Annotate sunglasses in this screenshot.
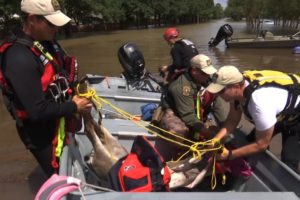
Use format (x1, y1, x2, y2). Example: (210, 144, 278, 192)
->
(36, 15, 56, 27)
(218, 84, 234, 95)
(218, 87, 226, 95)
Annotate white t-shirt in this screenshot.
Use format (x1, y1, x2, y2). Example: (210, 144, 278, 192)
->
(247, 86, 300, 131)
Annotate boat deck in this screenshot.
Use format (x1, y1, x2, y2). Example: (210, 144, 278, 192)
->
(227, 36, 300, 48)
(59, 119, 300, 200)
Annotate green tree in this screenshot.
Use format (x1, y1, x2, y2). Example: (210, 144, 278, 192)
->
(213, 3, 224, 19)
(62, 0, 102, 26)
(244, 0, 267, 30)
(150, 0, 171, 27)
(225, 0, 245, 21)
(0, 0, 20, 36)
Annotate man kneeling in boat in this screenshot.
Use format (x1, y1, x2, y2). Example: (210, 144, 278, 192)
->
(207, 66, 300, 174)
(155, 54, 227, 161)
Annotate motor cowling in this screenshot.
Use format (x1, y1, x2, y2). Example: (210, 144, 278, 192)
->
(118, 42, 145, 82)
(208, 24, 233, 47)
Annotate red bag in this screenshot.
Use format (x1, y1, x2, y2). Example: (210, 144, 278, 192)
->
(108, 136, 171, 192)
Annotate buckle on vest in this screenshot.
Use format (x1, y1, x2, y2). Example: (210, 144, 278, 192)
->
(48, 83, 61, 102)
(48, 76, 70, 102)
(57, 76, 70, 99)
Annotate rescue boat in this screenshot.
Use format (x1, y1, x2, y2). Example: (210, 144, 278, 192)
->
(46, 42, 299, 200)
(209, 24, 300, 48)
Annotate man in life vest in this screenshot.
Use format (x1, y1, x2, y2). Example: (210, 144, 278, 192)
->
(206, 66, 300, 174)
(155, 54, 227, 161)
(159, 27, 199, 83)
(0, 0, 92, 177)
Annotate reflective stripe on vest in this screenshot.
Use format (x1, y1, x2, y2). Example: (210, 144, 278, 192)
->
(196, 91, 201, 120)
(56, 117, 66, 158)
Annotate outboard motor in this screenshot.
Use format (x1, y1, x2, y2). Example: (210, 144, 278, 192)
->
(118, 42, 146, 82)
(208, 24, 233, 47)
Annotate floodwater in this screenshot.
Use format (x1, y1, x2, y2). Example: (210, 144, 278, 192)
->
(1, 19, 299, 199)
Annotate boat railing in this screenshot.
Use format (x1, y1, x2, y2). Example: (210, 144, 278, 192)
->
(291, 31, 300, 39)
(229, 37, 258, 43)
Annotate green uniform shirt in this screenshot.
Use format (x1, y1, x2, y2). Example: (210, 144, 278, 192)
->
(167, 74, 203, 132)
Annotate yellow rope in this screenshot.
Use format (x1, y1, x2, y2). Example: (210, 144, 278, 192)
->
(211, 154, 217, 189)
(77, 84, 225, 189)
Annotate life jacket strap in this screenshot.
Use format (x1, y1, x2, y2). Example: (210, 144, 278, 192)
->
(281, 74, 300, 116)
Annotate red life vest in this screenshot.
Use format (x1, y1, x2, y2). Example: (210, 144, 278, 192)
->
(0, 39, 78, 119)
(0, 38, 79, 171)
(194, 90, 216, 122)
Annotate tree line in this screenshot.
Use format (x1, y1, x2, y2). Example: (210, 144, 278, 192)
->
(62, 0, 224, 28)
(225, 0, 300, 30)
(0, 0, 224, 38)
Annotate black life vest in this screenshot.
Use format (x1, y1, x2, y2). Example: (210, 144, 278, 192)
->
(242, 70, 300, 124)
(176, 39, 199, 69)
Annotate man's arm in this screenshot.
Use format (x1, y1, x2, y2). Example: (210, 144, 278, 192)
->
(4, 44, 77, 122)
(169, 44, 183, 71)
(218, 126, 274, 160)
(215, 101, 242, 141)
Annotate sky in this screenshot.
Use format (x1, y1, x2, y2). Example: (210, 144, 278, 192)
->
(214, 0, 227, 8)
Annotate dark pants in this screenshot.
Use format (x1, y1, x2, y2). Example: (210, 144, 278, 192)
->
(247, 123, 300, 174)
(16, 125, 55, 178)
(281, 126, 300, 174)
(30, 144, 55, 177)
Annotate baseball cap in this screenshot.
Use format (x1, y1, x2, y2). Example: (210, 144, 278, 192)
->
(206, 65, 243, 93)
(190, 54, 217, 75)
(21, 0, 71, 26)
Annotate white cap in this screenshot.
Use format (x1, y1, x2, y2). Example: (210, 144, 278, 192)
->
(206, 65, 244, 93)
(190, 54, 217, 75)
(21, 0, 71, 26)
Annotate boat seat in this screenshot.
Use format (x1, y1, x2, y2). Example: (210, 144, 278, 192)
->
(254, 37, 264, 41)
(264, 31, 274, 40)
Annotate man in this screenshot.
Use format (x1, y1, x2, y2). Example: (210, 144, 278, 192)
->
(156, 54, 226, 161)
(206, 66, 300, 174)
(159, 27, 199, 82)
(0, 0, 92, 177)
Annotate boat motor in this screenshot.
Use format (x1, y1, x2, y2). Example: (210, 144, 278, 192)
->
(118, 42, 146, 82)
(208, 24, 233, 47)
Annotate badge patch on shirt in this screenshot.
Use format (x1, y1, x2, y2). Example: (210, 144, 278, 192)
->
(182, 86, 191, 96)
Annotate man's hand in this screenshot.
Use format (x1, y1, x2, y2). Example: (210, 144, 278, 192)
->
(217, 147, 231, 161)
(72, 95, 92, 113)
(159, 65, 168, 73)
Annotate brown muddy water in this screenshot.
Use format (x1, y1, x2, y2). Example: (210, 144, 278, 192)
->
(1, 19, 299, 199)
